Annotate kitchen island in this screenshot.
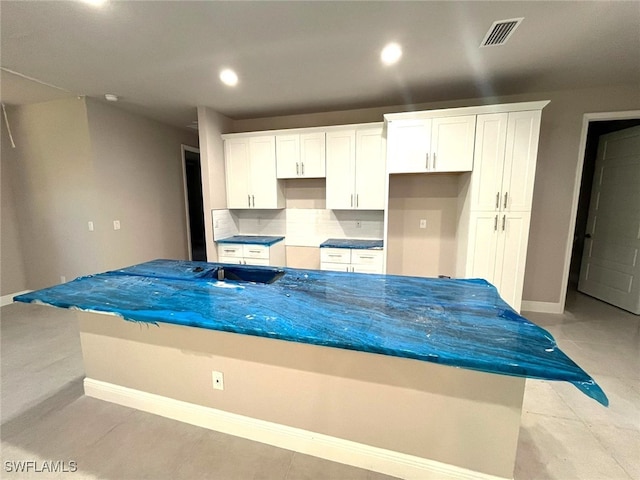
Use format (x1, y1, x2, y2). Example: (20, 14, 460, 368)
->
(15, 260, 606, 480)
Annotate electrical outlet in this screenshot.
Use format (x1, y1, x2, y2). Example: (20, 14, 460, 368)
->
(113, 220, 121, 230)
(60, 276, 66, 283)
(419, 219, 427, 229)
(355, 221, 362, 228)
(212, 371, 224, 391)
(88, 221, 94, 232)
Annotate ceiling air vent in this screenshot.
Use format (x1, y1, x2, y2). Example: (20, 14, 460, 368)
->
(480, 18, 524, 47)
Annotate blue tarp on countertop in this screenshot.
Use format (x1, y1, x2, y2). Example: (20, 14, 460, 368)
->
(216, 235, 285, 246)
(320, 238, 383, 249)
(14, 259, 607, 406)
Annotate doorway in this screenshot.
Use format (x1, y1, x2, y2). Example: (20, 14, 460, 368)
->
(181, 146, 207, 261)
(567, 118, 640, 312)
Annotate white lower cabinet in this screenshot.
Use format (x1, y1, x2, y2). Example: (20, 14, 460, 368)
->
(465, 211, 531, 312)
(217, 242, 286, 267)
(320, 248, 384, 274)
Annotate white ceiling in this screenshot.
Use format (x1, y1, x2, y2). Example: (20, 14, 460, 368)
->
(1, 1, 638, 129)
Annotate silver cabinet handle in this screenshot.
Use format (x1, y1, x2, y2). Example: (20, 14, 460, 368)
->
(296, 162, 299, 175)
(301, 162, 304, 175)
(495, 192, 500, 209)
(425, 153, 429, 170)
(502, 215, 506, 231)
(503, 192, 508, 209)
(345, 266, 349, 272)
(248, 195, 251, 207)
(356, 194, 359, 207)
(252, 195, 255, 207)
(433, 152, 437, 170)
(494, 215, 498, 231)
(359, 255, 374, 259)
(248, 250, 261, 254)
(328, 254, 342, 257)
(223, 249, 236, 253)
(351, 194, 354, 207)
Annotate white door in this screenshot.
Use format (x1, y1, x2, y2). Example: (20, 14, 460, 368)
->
(579, 125, 640, 314)
(355, 127, 385, 210)
(431, 115, 476, 172)
(326, 129, 356, 209)
(275, 134, 300, 179)
(224, 138, 251, 209)
(501, 111, 541, 212)
(387, 119, 431, 173)
(466, 212, 501, 285)
(494, 212, 531, 312)
(300, 132, 326, 178)
(249, 136, 277, 208)
(470, 113, 508, 211)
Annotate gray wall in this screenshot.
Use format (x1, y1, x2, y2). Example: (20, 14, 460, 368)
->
(1, 97, 198, 293)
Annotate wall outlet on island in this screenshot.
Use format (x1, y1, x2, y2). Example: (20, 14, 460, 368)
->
(212, 371, 224, 391)
(420, 219, 427, 229)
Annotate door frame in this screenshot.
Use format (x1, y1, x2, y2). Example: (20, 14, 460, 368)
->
(181, 144, 201, 261)
(559, 110, 640, 312)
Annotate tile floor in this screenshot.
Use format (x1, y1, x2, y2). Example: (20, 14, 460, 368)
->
(1, 290, 638, 479)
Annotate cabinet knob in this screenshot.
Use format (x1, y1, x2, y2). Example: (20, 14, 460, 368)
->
(301, 162, 304, 175)
(296, 162, 299, 175)
(503, 192, 508, 209)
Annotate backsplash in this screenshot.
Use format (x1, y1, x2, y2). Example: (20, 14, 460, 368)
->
(217, 208, 384, 247)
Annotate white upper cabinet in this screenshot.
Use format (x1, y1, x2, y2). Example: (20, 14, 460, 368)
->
(276, 132, 325, 179)
(224, 135, 284, 209)
(387, 115, 475, 173)
(326, 126, 385, 210)
(470, 111, 541, 212)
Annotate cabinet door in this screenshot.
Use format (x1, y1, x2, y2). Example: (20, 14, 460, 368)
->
(248, 136, 282, 208)
(355, 127, 385, 210)
(493, 212, 531, 312)
(431, 115, 476, 172)
(224, 138, 251, 209)
(465, 212, 500, 285)
(300, 132, 326, 178)
(470, 113, 508, 211)
(501, 111, 541, 212)
(387, 119, 431, 173)
(326, 130, 356, 209)
(275, 134, 300, 179)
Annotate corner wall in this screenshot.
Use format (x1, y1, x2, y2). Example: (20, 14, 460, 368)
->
(5, 97, 199, 292)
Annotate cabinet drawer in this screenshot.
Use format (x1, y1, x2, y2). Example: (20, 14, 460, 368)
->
(320, 262, 350, 272)
(218, 244, 243, 258)
(351, 249, 383, 266)
(242, 244, 269, 259)
(352, 264, 384, 274)
(244, 258, 270, 266)
(320, 248, 351, 264)
(218, 256, 243, 265)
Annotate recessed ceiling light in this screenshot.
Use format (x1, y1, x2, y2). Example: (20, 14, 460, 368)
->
(219, 69, 239, 87)
(381, 42, 402, 66)
(104, 93, 118, 102)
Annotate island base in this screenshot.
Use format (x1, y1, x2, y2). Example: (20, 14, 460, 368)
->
(77, 311, 525, 480)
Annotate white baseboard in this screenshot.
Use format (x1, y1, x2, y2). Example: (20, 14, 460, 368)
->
(521, 300, 564, 314)
(84, 378, 510, 480)
(1, 290, 31, 307)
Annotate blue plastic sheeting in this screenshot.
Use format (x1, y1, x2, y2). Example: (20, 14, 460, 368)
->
(320, 238, 384, 249)
(14, 259, 608, 406)
(216, 235, 284, 246)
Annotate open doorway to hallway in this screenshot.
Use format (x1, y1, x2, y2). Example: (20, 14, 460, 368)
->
(182, 146, 207, 261)
(568, 119, 640, 313)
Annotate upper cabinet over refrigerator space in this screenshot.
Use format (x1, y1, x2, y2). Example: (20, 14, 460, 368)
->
(386, 115, 476, 174)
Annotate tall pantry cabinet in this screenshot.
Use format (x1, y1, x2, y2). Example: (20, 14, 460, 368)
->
(464, 110, 542, 312)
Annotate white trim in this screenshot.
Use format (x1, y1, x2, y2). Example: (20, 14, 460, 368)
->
(384, 101, 550, 122)
(181, 145, 201, 261)
(1, 290, 31, 307)
(559, 110, 640, 313)
(84, 378, 511, 480)
(520, 300, 563, 314)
